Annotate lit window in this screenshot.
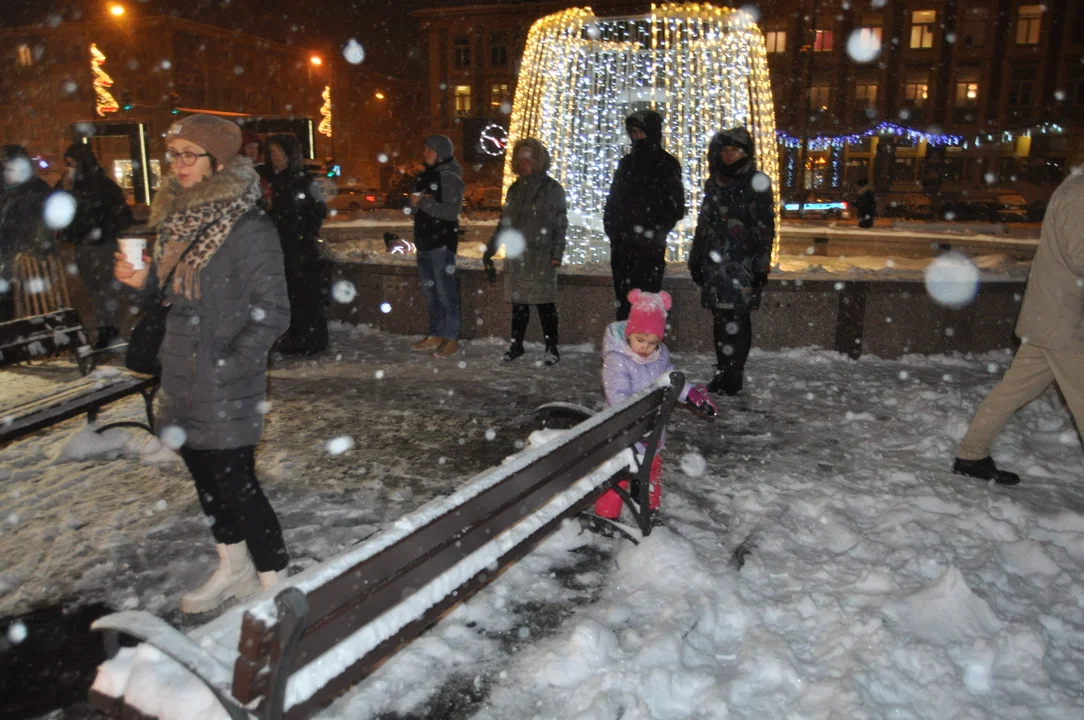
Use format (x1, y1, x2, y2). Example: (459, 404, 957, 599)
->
(956, 81, 980, 106)
(490, 83, 510, 110)
(813, 30, 833, 52)
(854, 27, 882, 54)
(855, 83, 878, 107)
(903, 71, 929, 106)
(455, 85, 472, 115)
(765, 30, 786, 54)
(910, 10, 936, 49)
(809, 84, 830, 111)
(1016, 5, 1043, 45)
(17, 44, 33, 66)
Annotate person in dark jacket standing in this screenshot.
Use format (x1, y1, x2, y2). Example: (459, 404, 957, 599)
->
(266, 134, 328, 354)
(114, 114, 291, 613)
(0, 145, 54, 320)
(855, 178, 876, 228)
(603, 110, 685, 320)
(410, 134, 465, 359)
(58, 143, 133, 349)
(688, 127, 775, 397)
(483, 138, 568, 365)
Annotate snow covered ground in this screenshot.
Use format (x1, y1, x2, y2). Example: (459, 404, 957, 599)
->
(3, 324, 1083, 719)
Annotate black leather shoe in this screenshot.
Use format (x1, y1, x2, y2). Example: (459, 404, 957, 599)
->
(952, 456, 1021, 486)
(502, 343, 525, 362)
(708, 368, 743, 396)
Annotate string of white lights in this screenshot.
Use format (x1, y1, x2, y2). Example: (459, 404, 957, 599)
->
(507, 4, 781, 264)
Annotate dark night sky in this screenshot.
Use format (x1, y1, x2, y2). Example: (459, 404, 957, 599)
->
(0, 0, 430, 76)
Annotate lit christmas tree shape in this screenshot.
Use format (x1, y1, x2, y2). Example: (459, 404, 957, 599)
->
(319, 85, 333, 138)
(506, 4, 780, 264)
(90, 43, 119, 117)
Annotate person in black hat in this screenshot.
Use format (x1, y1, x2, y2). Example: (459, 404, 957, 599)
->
(688, 127, 775, 397)
(603, 110, 686, 320)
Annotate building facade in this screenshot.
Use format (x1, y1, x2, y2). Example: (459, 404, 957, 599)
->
(0, 13, 419, 198)
(414, 0, 1084, 197)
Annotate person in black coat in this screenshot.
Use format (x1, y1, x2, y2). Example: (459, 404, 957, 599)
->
(58, 143, 134, 349)
(603, 110, 685, 320)
(688, 127, 775, 397)
(855, 178, 876, 228)
(1, 145, 54, 320)
(266, 134, 328, 354)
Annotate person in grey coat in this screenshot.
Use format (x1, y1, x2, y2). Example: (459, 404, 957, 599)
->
(483, 138, 568, 365)
(115, 114, 291, 614)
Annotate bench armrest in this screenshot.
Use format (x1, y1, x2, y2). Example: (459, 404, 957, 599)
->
(91, 610, 250, 720)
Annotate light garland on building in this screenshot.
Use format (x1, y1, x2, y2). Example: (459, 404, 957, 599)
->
(90, 43, 119, 117)
(318, 85, 332, 137)
(506, 3, 781, 265)
(776, 121, 965, 151)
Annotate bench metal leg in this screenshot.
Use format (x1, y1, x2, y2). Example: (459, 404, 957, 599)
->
(265, 587, 310, 720)
(91, 386, 158, 437)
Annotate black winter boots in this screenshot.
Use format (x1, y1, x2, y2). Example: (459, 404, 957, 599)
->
(952, 456, 1021, 486)
(708, 367, 743, 396)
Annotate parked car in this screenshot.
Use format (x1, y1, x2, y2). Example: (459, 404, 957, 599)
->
(934, 191, 995, 222)
(882, 192, 935, 220)
(781, 191, 851, 220)
(325, 187, 385, 213)
(991, 192, 1028, 223)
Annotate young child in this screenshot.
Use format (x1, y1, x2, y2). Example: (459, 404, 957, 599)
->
(595, 289, 716, 522)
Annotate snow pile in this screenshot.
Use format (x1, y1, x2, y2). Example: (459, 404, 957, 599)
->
(56, 426, 180, 465)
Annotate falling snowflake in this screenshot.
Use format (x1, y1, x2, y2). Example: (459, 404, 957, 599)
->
(845, 29, 881, 63)
(750, 172, 771, 192)
(377, 153, 389, 163)
(332, 280, 357, 304)
(159, 425, 187, 450)
(680, 452, 707, 477)
(497, 228, 526, 258)
(485, 428, 497, 441)
(983, 172, 998, 185)
(343, 39, 365, 65)
(43, 191, 77, 230)
(375, 370, 385, 379)
(7, 621, 28, 644)
(325, 436, 354, 455)
(380, 302, 392, 314)
(925, 252, 980, 309)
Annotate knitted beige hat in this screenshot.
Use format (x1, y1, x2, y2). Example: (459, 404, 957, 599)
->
(166, 114, 242, 165)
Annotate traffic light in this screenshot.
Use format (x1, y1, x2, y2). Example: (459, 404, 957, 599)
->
(121, 90, 132, 111)
(169, 92, 180, 115)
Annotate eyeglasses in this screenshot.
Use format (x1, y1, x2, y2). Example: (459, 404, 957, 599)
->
(165, 150, 210, 166)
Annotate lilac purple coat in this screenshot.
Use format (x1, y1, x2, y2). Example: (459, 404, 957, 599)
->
(601, 321, 690, 449)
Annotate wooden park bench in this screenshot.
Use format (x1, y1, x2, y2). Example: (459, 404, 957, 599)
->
(87, 372, 686, 720)
(0, 308, 157, 445)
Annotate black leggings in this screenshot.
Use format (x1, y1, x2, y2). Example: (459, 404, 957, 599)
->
(712, 309, 753, 371)
(611, 244, 666, 321)
(180, 446, 288, 573)
(511, 303, 559, 347)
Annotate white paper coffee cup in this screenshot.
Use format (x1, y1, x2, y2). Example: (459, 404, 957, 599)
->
(118, 237, 147, 270)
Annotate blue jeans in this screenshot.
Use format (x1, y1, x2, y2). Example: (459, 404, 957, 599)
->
(417, 247, 460, 339)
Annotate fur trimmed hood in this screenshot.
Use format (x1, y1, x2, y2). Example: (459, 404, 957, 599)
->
(151, 156, 260, 228)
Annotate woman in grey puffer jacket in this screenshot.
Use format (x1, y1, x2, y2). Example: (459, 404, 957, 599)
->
(115, 115, 291, 614)
(483, 138, 567, 365)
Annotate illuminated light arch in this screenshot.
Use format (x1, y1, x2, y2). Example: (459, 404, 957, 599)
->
(505, 3, 780, 264)
(90, 43, 119, 117)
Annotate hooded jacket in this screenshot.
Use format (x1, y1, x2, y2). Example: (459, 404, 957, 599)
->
(603, 111, 686, 251)
(57, 143, 132, 246)
(601, 320, 691, 448)
(1, 145, 53, 270)
(488, 138, 568, 305)
(688, 129, 775, 311)
(266, 134, 327, 265)
(1015, 169, 1084, 354)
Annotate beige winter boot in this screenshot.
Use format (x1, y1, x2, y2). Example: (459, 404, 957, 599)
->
(258, 569, 290, 591)
(180, 543, 260, 614)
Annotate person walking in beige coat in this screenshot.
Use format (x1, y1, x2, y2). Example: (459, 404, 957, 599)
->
(954, 168, 1084, 485)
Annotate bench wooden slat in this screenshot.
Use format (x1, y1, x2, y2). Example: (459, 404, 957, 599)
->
(0, 374, 156, 443)
(286, 489, 601, 720)
(0, 308, 88, 367)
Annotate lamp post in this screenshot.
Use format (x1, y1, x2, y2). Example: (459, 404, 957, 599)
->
(307, 54, 333, 163)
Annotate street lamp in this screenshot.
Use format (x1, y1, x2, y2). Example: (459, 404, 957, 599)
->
(310, 55, 323, 66)
(375, 92, 385, 100)
(109, 4, 125, 17)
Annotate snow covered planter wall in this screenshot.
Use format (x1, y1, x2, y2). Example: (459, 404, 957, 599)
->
(506, 4, 781, 264)
(328, 262, 1026, 359)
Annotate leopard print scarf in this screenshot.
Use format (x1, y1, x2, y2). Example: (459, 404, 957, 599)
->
(151, 157, 262, 300)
